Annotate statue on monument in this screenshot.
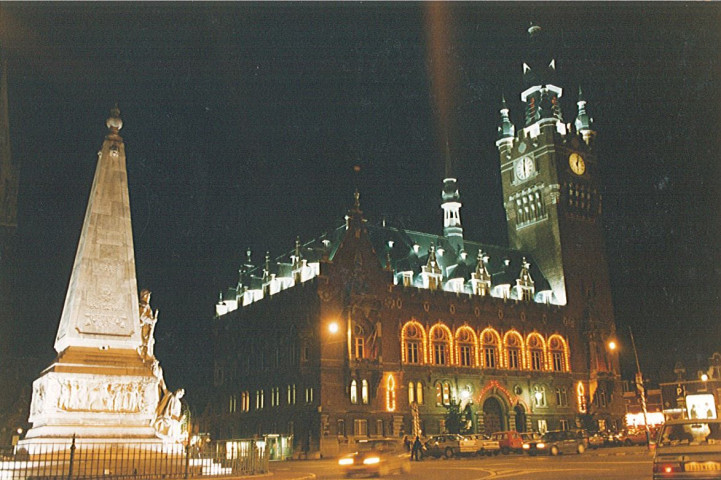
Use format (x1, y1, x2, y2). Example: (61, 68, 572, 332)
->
(138, 289, 158, 361)
(153, 387, 186, 442)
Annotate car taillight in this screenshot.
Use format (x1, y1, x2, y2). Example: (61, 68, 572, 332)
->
(653, 463, 682, 473)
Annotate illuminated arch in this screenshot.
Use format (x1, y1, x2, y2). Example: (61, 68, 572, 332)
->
(401, 320, 427, 364)
(503, 329, 526, 370)
(386, 374, 396, 412)
(479, 327, 502, 369)
(526, 332, 547, 371)
(455, 325, 479, 367)
(429, 323, 454, 365)
(547, 334, 570, 372)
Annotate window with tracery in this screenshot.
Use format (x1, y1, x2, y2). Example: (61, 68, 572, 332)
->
(505, 333, 522, 370)
(533, 385, 546, 407)
(456, 328, 476, 367)
(430, 326, 451, 365)
(435, 382, 442, 406)
(548, 336, 568, 372)
(481, 330, 500, 369)
(402, 322, 425, 364)
(528, 334, 545, 371)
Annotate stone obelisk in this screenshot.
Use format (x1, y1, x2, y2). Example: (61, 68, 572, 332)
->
(21, 107, 163, 446)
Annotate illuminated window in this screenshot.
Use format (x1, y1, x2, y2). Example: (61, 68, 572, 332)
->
(435, 382, 442, 406)
(442, 381, 451, 406)
(287, 384, 296, 405)
(271, 387, 280, 407)
(504, 331, 523, 370)
(354, 325, 365, 359)
(416, 382, 424, 405)
(408, 382, 415, 404)
(577, 382, 587, 413)
(350, 380, 358, 404)
(241, 391, 250, 412)
(402, 322, 425, 364)
(361, 379, 369, 405)
(548, 335, 569, 372)
(256, 390, 265, 410)
(555, 387, 568, 407)
(386, 375, 396, 412)
(527, 334, 545, 371)
(430, 325, 451, 365)
(229, 395, 237, 413)
(456, 327, 477, 367)
(305, 387, 313, 404)
(481, 329, 500, 369)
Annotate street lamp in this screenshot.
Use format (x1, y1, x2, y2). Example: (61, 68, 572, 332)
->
(328, 322, 339, 334)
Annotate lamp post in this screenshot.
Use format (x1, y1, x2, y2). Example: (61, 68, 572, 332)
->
(628, 326, 652, 449)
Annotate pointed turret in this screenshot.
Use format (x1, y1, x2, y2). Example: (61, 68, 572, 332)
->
(441, 178, 463, 253)
(574, 86, 596, 145)
(497, 94, 515, 141)
(54, 106, 142, 353)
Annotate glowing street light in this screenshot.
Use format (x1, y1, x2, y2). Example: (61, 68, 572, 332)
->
(328, 322, 339, 334)
(608, 340, 617, 352)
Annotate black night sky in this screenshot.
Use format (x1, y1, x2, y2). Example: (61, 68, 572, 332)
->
(1, 2, 720, 403)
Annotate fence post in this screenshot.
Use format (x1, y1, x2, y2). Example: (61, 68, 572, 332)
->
(184, 443, 190, 479)
(67, 435, 76, 480)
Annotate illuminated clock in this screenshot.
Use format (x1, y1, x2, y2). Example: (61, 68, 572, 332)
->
(515, 157, 535, 181)
(569, 153, 586, 175)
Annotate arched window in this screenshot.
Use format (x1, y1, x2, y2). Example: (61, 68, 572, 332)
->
(435, 382, 443, 406)
(442, 381, 451, 406)
(361, 379, 369, 405)
(480, 328, 501, 369)
(416, 382, 424, 405)
(350, 379, 358, 404)
(504, 330, 524, 370)
(429, 324, 452, 365)
(408, 382, 415, 404)
(455, 326, 478, 367)
(354, 324, 365, 360)
(527, 333, 546, 371)
(548, 335, 569, 372)
(401, 321, 426, 364)
(386, 375, 396, 412)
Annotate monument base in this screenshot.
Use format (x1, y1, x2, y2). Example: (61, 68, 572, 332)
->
(21, 347, 166, 449)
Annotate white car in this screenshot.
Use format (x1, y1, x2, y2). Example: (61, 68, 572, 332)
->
(461, 434, 501, 456)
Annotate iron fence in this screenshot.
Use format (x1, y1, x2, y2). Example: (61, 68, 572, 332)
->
(0, 438, 269, 480)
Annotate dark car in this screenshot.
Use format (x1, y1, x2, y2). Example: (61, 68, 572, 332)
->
(522, 430, 586, 456)
(653, 419, 721, 479)
(338, 439, 411, 477)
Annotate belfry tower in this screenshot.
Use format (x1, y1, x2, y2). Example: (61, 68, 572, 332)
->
(22, 108, 167, 446)
(496, 25, 619, 410)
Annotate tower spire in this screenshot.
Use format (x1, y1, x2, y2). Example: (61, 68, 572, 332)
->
(441, 177, 464, 253)
(574, 85, 596, 145)
(497, 93, 515, 140)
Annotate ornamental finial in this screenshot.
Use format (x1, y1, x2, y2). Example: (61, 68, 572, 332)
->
(106, 103, 123, 132)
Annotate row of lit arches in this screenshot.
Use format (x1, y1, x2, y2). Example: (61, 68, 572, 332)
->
(400, 320, 570, 372)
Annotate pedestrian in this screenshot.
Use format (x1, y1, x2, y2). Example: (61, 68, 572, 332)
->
(411, 436, 422, 461)
(403, 435, 411, 452)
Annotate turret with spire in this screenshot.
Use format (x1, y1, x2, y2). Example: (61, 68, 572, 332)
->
(441, 177, 464, 253)
(521, 24, 564, 130)
(574, 86, 596, 146)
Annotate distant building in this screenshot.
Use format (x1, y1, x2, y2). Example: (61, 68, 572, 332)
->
(660, 353, 721, 422)
(205, 25, 624, 457)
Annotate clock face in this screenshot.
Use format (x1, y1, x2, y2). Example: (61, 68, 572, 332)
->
(569, 153, 586, 175)
(515, 157, 535, 181)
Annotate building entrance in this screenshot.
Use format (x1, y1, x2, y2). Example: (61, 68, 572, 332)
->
(514, 405, 527, 432)
(482, 397, 504, 434)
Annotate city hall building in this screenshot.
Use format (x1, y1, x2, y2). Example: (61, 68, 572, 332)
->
(206, 26, 624, 457)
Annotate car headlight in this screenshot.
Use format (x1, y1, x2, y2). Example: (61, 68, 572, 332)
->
(363, 457, 380, 465)
(338, 458, 354, 466)
(522, 443, 530, 449)
(536, 443, 546, 449)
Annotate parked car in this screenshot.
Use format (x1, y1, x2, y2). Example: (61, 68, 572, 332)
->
(462, 434, 501, 456)
(522, 430, 586, 456)
(574, 429, 590, 449)
(653, 419, 721, 479)
(491, 430, 526, 454)
(618, 428, 650, 446)
(424, 434, 465, 459)
(588, 431, 607, 449)
(338, 439, 411, 477)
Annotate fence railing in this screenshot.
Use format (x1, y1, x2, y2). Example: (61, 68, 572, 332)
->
(0, 438, 269, 480)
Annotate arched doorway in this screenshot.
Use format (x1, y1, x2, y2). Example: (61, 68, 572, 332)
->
(482, 397, 505, 434)
(514, 404, 527, 432)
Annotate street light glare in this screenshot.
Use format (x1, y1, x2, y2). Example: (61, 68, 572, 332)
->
(328, 322, 339, 334)
(608, 340, 617, 351)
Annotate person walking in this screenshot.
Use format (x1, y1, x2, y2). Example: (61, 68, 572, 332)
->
(411, 436, 423, 461)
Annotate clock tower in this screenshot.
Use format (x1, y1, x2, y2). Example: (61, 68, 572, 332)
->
(496, 25, 618, 378)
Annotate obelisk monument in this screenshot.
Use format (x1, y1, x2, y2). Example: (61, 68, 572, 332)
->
(21, 107, 168, 445)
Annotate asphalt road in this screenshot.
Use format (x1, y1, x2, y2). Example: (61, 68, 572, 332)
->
(270, 447, 653, 480)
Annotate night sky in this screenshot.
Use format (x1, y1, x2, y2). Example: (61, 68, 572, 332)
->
(1, 2, 719, 399)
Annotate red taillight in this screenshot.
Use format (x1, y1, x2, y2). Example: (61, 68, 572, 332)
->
(653, 463, 681, 473)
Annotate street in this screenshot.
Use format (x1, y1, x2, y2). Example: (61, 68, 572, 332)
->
(270, 447, 653, 480)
